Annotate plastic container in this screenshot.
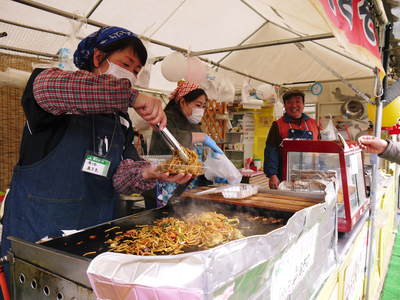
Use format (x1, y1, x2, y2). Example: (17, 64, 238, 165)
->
(143, 155, 205, 175)
(158, 163, 205, 175)
(142, 155, 172, 166)
(221, 184, 258, 199)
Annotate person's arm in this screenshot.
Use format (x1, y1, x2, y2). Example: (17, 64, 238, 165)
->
(33, 68, 137, 115)
(113, 160, 157, 195)
(378, 140, 400, 164)
(33, 68, 166, 128)
(264, 122, 281, 189)
(358, 135, 400, 164)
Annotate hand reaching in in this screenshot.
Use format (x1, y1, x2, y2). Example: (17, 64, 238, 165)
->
(358, 135, 388, 154)
(269, 175, 280, 189)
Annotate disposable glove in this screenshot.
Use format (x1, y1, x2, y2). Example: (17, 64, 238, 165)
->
(203, 135, 223, 154)
(214, 177, 228, 184)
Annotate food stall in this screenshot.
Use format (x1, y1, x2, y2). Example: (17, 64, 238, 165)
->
(0, 1, 399, 300)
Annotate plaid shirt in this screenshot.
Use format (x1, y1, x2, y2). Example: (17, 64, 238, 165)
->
(33, 68, 138, 115)
(33, 68, 156, 194)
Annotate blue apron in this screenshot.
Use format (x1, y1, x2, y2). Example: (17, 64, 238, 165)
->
(1, 114, 124, 256)
(287, 120, 313, 140)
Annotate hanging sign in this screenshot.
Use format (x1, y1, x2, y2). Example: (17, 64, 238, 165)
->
(310, 0, 383, 70)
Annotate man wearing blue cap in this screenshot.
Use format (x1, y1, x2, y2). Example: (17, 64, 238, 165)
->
(1, 26, 192, 257)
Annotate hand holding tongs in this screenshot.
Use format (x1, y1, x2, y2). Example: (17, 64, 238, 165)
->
(156, 125, 189, 163)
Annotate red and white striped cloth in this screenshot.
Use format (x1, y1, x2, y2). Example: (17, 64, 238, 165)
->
(169, 80, 200, 102)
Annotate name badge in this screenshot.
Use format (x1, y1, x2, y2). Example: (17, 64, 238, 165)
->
(82, 153, 111, 177)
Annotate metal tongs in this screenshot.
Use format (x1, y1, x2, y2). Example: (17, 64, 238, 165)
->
(157, 125, 189, 163)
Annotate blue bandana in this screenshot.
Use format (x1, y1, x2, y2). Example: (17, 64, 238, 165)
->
(73, 26, 139, 70)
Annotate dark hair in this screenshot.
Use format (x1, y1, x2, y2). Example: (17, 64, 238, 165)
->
(282, 90, 305, 103)
(86, 37, 147, 72)
(183, 88, 207, 103)
(165, 88, 207, 110)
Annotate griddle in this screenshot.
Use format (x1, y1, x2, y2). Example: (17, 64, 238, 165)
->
(40, 195, 292, 259)
(8, 193, 293, 294)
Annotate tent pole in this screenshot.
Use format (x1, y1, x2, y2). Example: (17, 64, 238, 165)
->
(197, 57, 277, 86)
(365, 22, 392, 300)
(0, 45, 57, 58)
(12, 0, 107, 27)
(191, 33, 334, 56)
(282, 76, 374, 86)
(11, 0, 189, 52)
(372, 0, 389, 25)
(0, 19, 68, 37)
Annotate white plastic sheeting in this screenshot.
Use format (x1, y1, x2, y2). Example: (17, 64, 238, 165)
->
(87, 183, 337, 300)
(0, 0, 375, 91)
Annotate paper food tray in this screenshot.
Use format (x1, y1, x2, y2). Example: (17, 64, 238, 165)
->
(221, 184, 258, 199)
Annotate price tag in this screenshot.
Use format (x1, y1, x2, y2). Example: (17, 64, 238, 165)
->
(82, 154, 111, 177)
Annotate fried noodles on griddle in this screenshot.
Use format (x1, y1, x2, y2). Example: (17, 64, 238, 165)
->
(159, 148, 203, 175)
(105, 212, 244, 256)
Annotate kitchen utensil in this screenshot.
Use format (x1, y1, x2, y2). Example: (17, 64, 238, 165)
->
(157, 125, 189, 163)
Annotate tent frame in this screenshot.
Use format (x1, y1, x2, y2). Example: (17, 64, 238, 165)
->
(4, 0, 375, 85)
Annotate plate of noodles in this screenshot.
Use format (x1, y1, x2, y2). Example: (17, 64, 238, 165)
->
(157, 148, 204, 175)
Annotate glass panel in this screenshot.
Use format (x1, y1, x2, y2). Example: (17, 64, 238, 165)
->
(287, 151, 345, 217)
(286, 150, 366, 219)
(287, 152, 341, 181)
(344, 152, 366, 216)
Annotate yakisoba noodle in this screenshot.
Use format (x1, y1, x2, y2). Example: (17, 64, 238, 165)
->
(159, 147, 203, 175)
(105, 212, 244, 256)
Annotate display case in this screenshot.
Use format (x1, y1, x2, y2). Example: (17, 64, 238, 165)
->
(281, 140, 369, 232)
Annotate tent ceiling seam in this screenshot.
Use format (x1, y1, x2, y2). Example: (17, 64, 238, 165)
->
(10, 0, 281, 85)
(216, 21, 269, 65)
(241, 0, 374, 70)
(86, 0, 103, 19)
(148, 0, 186, 38)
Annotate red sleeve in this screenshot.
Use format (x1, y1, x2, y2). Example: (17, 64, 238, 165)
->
(33, 68, 138, 115)
(113, 159, 156, 195)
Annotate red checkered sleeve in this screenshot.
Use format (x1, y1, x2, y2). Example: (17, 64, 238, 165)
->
(113, 159, 156, 195)
(33, 68, 138, 115)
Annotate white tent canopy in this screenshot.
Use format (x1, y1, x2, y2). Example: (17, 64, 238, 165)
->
(0, 0, 376, 91)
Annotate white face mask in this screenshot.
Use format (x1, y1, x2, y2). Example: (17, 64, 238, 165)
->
(187, 107, 205, 124)
(103, 59, 137, 87)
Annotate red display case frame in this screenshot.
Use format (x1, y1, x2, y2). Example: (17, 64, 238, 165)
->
(282, 140, 369, 232)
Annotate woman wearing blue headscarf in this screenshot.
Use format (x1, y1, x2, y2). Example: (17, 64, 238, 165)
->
(0, 26, 192, 256)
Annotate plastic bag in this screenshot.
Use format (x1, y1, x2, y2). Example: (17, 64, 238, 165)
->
(204, 153, 242, 184)
(320, 115, 337, 140)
